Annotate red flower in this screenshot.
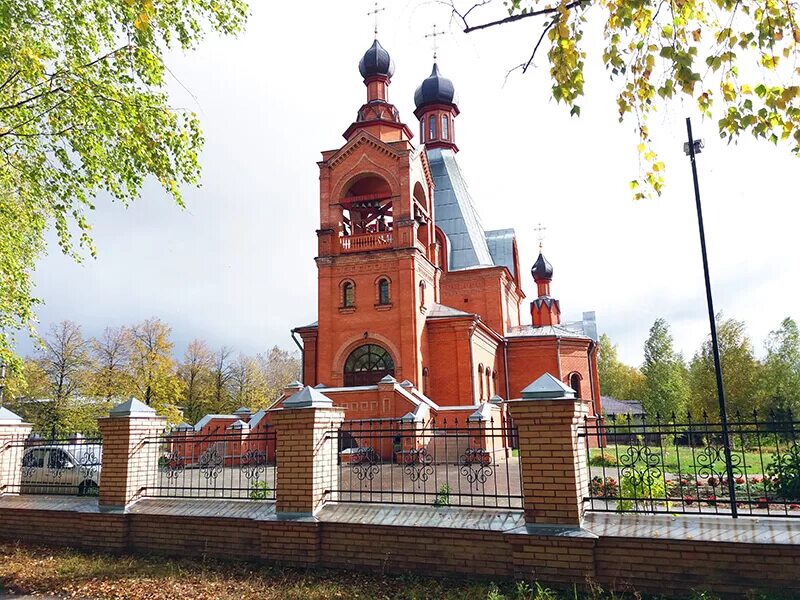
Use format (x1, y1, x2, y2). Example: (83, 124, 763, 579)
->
(751, 476, 762, 484)
(756, 497, 769, 509)
(735, 476, 745, 485)
(789, 504, 800, 511)
(707, 477, 719, 486)
(684, 496, 695, 506)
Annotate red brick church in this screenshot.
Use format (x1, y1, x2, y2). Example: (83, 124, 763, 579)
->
(280, 39, 602, 425)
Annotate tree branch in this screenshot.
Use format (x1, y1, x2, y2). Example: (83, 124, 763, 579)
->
(459, 0, 591, 33)
(0, 86, 65, 112)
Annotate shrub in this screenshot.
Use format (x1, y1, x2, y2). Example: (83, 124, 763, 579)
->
(766, 443, 800, 501)
(249, 480, 272, 500)
(589, 476, 618, 498)
(589, 451, 618, 467)
(433, 484, 451, 507)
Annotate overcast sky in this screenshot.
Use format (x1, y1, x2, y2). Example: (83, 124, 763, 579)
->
(18, 0, 800, 367)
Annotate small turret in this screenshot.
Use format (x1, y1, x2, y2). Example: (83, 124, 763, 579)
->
(530, 251, 560, 327)
(414, 63, 459, 151)
(343, 39, 412, 142)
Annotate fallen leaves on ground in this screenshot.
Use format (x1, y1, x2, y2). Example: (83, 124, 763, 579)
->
(0, 543, 501, 600)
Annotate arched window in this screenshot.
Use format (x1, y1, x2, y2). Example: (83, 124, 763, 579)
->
(569, 372, 582, 398)
(419, 281, 426, 309)
(342, 281, 355, 308)
(428, 115, 436, 140)
(442, 115, 449, 140)
(378, 278, 390, 305)
(478, 364, 485, 400)
(343, 344, 395, 387)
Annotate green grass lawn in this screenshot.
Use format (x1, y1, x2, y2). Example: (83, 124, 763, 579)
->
(589, 444, 778, 476)
(0, 542, 790, 600)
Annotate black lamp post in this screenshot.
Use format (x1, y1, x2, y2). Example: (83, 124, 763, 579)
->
(684, 117, 738, 518)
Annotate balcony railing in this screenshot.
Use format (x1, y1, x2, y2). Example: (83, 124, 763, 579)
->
(340, 231, 393, 253)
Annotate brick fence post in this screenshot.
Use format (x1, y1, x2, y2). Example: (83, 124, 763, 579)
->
(0, 408, 33, 495)
(272, 386, 345, 515)
(508, 373, 589, 527)
(97, 398, 166, 512)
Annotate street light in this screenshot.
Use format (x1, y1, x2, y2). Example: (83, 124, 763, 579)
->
(684, 117, 737, 518)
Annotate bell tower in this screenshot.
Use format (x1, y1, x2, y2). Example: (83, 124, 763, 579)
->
(309, 40, 438, 390)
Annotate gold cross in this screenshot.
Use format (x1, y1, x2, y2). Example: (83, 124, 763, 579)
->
(534, 223, 547, 251)
(425, 24, 445, 61)
(367, 1, 385, 38)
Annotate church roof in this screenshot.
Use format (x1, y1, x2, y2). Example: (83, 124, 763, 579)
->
(414, 63, 458, 110)
(562, 311, 598, 342)
(426, 303, 475, 320)
(485, 229, 516, 278)
(506, 324, 591, 340)
(428, 147, 494, 270)
(531, 252, 554, 281)
(358, 39, 394, 79)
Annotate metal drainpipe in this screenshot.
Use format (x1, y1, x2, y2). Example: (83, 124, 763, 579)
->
(469, 319, 477, 405)
(503, 339, 511, 401)
(556, 337, 563, 380)
(290, 329, 304, 383)
(587, 339, 598, 414)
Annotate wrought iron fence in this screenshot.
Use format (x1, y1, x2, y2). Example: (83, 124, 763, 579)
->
(326, 417, 522, 508)
(0, 432, 102, 496)
(581, 411, 800, 518)
(139, 426, 277, 501)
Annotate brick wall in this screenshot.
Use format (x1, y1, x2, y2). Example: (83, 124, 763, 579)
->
(1, 504, 798, 598)
(272, 406, 344, 514)
(509, 398, 589, 526)
(98, 415, 165, 509)
(594, 537, 800, 597)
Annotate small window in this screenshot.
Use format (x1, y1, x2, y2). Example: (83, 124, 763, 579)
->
(569, 372, 582, 398)
(342, 281, 355, 308)
(419, 281, 426, 309)
(378, 278, 390, 305)
(420, 120, 424, 141)
(442, 115, 449, 140)
(478, 364, 485, 400)
(428, 115, 436, 140)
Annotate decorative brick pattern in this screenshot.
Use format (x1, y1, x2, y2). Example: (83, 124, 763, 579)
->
(272, 406, 345, 514)
(508, 398, 589, 526)
(97, 415, 166, 510)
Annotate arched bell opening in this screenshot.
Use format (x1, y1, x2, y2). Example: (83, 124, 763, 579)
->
(340, 176, 394, 239)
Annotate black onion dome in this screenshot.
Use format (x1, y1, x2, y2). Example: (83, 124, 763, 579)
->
(359, 39, 395, 79)
(531, 253, 554, 281)
(414, 63, 458, 109)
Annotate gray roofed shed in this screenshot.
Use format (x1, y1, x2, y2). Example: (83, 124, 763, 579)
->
(601, 396, 645, 416)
